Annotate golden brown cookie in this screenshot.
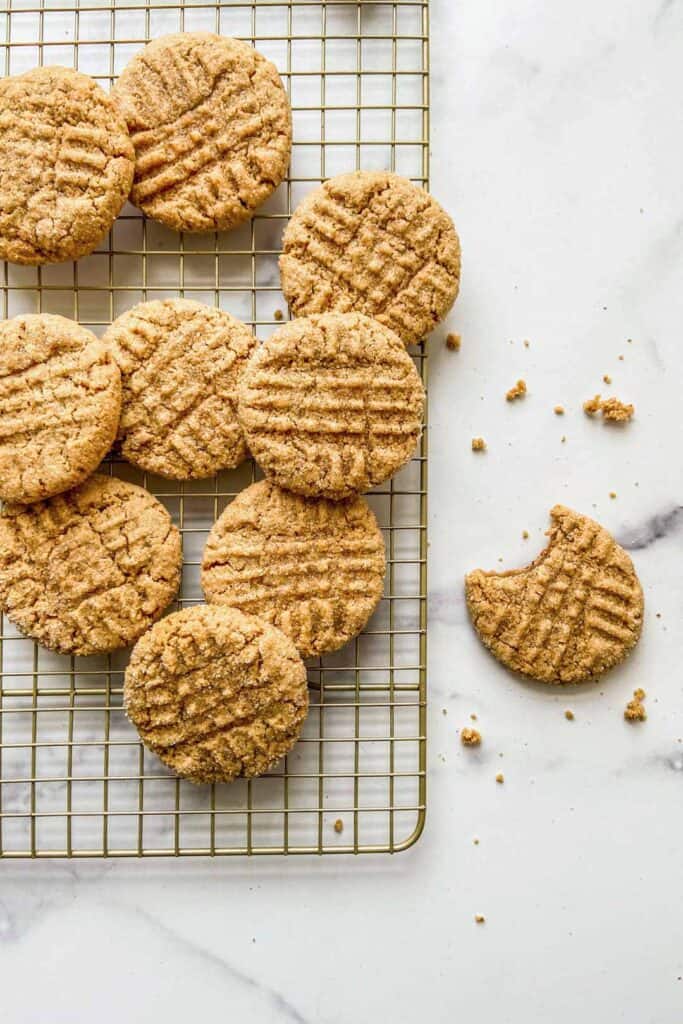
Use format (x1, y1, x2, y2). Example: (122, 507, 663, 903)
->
(124, 604, 309, 783)
(279, 171, 461, 346)
(111, 32, 292, 233)
(0, 314, 121, 504)
(465, 505, 644, 684)
(0, 474, 182, 656)
(237, 312, 425, 499)
(103, 299, 256, 479)
(0, 66, 134, 265)
(201, 480, 386, 657)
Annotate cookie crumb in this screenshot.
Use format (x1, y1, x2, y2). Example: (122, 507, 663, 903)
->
(601, 397, 634, 422)
(554, 405, 564, 415)
(471, 437, 486, 452)
(624, 689, 646, 722)
(583, 394, 602, 416)
(461, 727, 482, 747)
(609, 491, 617, 499)
(474, 915, 485, 924)
(273, 308, 284, 321)
(523, 339, 530, 348)
(445, 332, 461, 351)
(522, 530, 529, 539)
(470, 713, 478, 721)
(495, 772, 504, 784)
(564, 709, 575, 721)
(506, 379, 527, 401)
(618, 354, 624, 361)
(603, 374, 612, 384)
(473, 837, 480, 845)
(442, 708, 447, 715)
(334, 818, 344, 834)
(561, 435, 566, 443)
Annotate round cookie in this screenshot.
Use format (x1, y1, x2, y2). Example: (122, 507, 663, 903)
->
(237, 312, 425, 499)
(465, 505, 644, 684)
(0, 66, 134, 265)
(110, 32, 292, 233)
(279, 171, 461, 346)
(0, 474, 182, 656)
(103, 299, 256, 479)
(124, 605, 309, 783)
(0, 314, 121, 504)
(201, 480, 386, 657)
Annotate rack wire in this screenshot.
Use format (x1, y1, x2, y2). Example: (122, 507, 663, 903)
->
(0, 0, 429, 857)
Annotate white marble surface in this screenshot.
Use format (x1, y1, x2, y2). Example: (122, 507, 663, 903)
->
(2, 2, 683, 1021)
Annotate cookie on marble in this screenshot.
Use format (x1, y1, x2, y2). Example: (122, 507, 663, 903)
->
(0, 314, 121, 504)
(0, 66, 134, 265)
(0, 474, 182, 656)
(237, 312, 425, 499)
(465, 505, 644, 684)
(279, 171, 461, 346)
(103, 299, 256, 479)
(124, 604, 309, 783)
(111, 32, 292, 232)
(201, 480, 386, 657)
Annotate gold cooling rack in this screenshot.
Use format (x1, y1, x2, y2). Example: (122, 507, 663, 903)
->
(0, 0, 428, 857)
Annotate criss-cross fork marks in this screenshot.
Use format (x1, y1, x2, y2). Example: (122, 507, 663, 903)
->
(466, 506, 643, 683)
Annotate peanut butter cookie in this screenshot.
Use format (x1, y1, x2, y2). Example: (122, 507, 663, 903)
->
(124, 604, 309, 783)
(0, 66, 134, 265)
(201, 480, 386, 657)
(0, 314, 121, 504)
(103, 299, 256, 479)
(279, 171, 461, 346)
(465, 506, 643, 684)
(237, 312, 425, 499)
(0, 474, 182, 656)
(111, 32, 292, 232)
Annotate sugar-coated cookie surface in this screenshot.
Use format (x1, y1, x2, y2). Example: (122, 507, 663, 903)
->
(237, 312, 425, 499)
(111, 32, 292, 232)
(465, 505, 644, 684)
(280, 171, 460, 346)
(0, 474, 182, 656)
(124, 605, 309, 784)
(103, 299, 256, 479)
(0, 314, 121, 504)
(201, 480, 386, 657)
(0, 66, 134, 265)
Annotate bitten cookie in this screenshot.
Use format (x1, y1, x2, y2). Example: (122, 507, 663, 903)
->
(465, 505, 644, 684)
(111, 32, 292, 232)
(279, 171, 461, 346)
(0, 66, 134, 265)
(201, 480, 386, 657)
(237, 312, 425, 499)
(0, 314, 121, 504)
(0, 474, 182, 656)
(103, 299, 256, 479)
(124, 604, 309, 783)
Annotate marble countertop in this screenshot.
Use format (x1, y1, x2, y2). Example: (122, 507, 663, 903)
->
(2, 2, 682, 1022)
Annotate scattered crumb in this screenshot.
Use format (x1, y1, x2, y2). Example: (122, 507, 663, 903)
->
(601, 397, 634, 422)
(627, 338, 632, 344)
(583, 394, 602, 416)
(442, 708, 447, 715)
(474, 915, 486, 924)
(561, 435, 566, 443)
(470, 713, 478, 721)
(618, 354, 624, 361)
(609, 491, 617, 499)
(554, 405, 564, 415)
(273, 308, 283, 321)
(624, 689, 647, 722)
(334, 818, 344, 834)
(564, 709, 575, 721)
(523, 339, 530, 348)
(471, 437, 486, 452)
(522, 530, 529, 539)
(495, 773, 504, 784)
(506, 378, 527, 401)
(473, 838, 480, 845)
(445, 332, 461, 351)
(583, 394, 634, 422)
(461, 727, 482, 747)
(656, 613, 661, 619)
(603, 374, 612, 384)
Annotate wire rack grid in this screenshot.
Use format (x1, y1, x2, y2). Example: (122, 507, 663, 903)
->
(0, 0, 429, 857)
